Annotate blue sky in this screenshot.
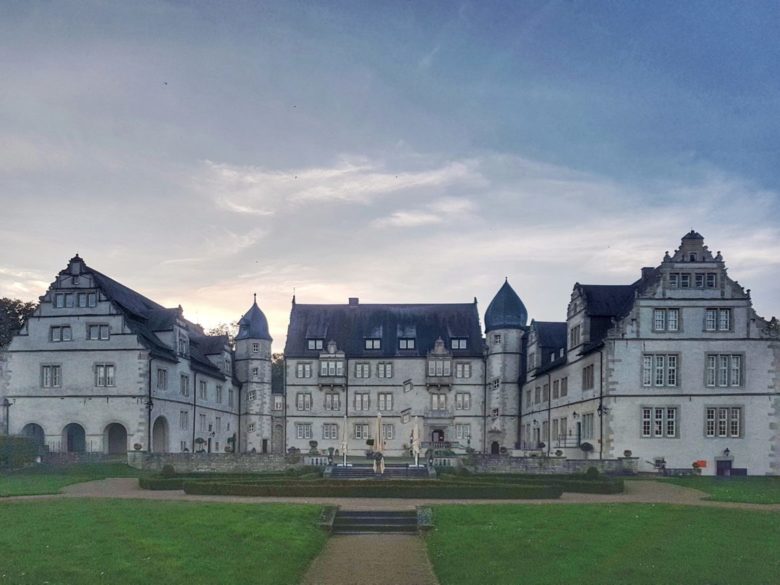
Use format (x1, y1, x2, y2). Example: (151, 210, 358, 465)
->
(1, 1, 778, 346)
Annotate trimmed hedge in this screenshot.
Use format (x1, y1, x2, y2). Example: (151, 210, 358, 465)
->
(438, 473, 624, 494)
(182, 480, 563, 499)
(138, 477, 187, 490)
(0, 436, 40, 469)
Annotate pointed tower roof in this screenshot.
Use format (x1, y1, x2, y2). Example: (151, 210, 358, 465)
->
(236, 294, 273, 341)
(485, 279, 528, 332)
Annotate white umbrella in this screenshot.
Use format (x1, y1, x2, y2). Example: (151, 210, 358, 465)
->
(412, 416, 421, 467)
(340, 414, 348, 466)
(374, 412, 384, 474)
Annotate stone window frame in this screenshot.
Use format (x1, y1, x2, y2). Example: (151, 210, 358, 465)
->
(156, 368, 168, 390)
(322, 423, 339, 440)
(455, 392, 471, 410)
(451, 337, 468, 350)
(353, 392, 371, 411)
(704, 307, 733, 333)
(296, 423, 313, 440)
(307, 338, 324, 351)
(296, 392, 313, 411)
(704, 405, 743, 438)
(354, 362, 371, 379)
(377, 362, 393, 378)
(49, 325, 73, 343)
(87, 323, 110, 341)
(704, 353, 744, 388)
(398, 337, 416, 350)
(41, 363, 62, 388)
(652, 307, 682, 333)
(324, 392, 341, 411)
(180, 374, 190, 397)
(640, 353, 680, 388)
(94, 362, 116, 387)
(377, 392, 393, 412)
(640, 405, 679, 439)
(296, 362, 313, 378)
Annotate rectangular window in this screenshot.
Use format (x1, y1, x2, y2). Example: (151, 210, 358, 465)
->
(87, 324, 110, 340)
(95, 363, 115, 387)
(560, 377, 568, 397)
(273, 395, 284, 410)
(642, 354, 679, 387)
(552, 379, 559, 399)
(559, 417, 567, 440)
(570, 325, 581, 348)
(320, 360, 344, 377)
(216, 385, 223, 403)
(180, 375, 190, 396)
(364, 338, 381, 350)
(296, 423, 313, 440)
(199, 414, 206, 431)
(228, 389, 235, 407)
(307, 339, 323, 351)
(324, 392, 341, 411)
(199, 380, 207, 400)
(535, 386, 541, 403)
(455, 362, 472, 378)
(582, 413, 594, 440)
(296, 362, 312, 378)
(706, 354, 742, 387)
(680, 273, 691, 288)
(705, 407, 742, 438)
(41, 365, 62, 388)
(323, 423, 339, 440)
(248, 390, 256, 401)
(354, 423, 369, 440)
(706, 273, 717, 288)
(525, 389, 532, 408)
(247, 423, 256, 433)
(669, 273, 679, 288)
(251, 367, 259, 378)
(355, 362, 370, 378)
(719, 308, 731, 331)
(493, 334, 502, 344)
(382, 424, 394, 440)
(431, 393, 447, 410)
(377, 362, 393, 378)
(542, 383, 550, 402)
(641, 407, 677, 438)
(455, 424, 471, 441)
(354, 393, 370, 411)
(451, 338, 468, 350)
(179, 410, 189, 430)
(398, 338, 415, 350)
(582, 364, 594, 390)
(455, 392, 471, 410)
(695, 273, 704, 288)
(428, 359, 451, 377)
(654, 308, 680, 332)
(251, 342, 260, 353)
(156, 368, 167, 390)
(50, 326, 73, 342)
(654, 309, 665, 331)
(296, 392, 312, 411)
(378, 392, 393, 411)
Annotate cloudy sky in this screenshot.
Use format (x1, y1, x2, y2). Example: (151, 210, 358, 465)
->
(1, 1, 779, 348)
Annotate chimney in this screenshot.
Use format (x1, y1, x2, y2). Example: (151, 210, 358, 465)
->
(348, 297, 359, 306)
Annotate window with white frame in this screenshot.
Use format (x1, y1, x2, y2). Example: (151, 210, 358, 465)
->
(354, 423, 369, 440)
(455, 424, 471, 441)
(653, 308, 680, 332)
(706, 273, 717, 288)
(493, 333, 502, 344)
(307, 338, 324, 351)
(382, 424, 394, 440)
(324, 392, 341, 411)
(705, 407, 742, 438)
(528, 352, 536, 369)
(354, 392, 370, 411)
(552, 379, 559, 399)
(87, 324, 110, 340)
(179, 410, 189, 430)
(216, 385, 223, 403)
(706, 354, 742, 387)
(296, 392, 312, 411)
(199, 414, 206, 431)
(455, 362, 472, 378)
(582, 413, 595, 440)
(364, 338, 381, 350)
(641, 407, 678, 438)
(451, 338, 468, 350)
(199, 380, 207, 400)
(377, 362, 393, 378)
(705, 308, 731, 331)
(252, 342, 260, 353)
(455, 392, 471, 410)
(560, 377, 568, 397)
(323, 423, 339, 440)
(570, 325, 581, 348)
(582, 364, 595, 390)
(273, 395, 284, 410)
(247, 422, 256, 433)
(525, 389, 532, 408)
(296, 423, 313, 440)
(180, 375, 189, 396)
(95, 363, 115, 387)
(534, 386, 541, 403)
(251, 367, 260, 378)
(296, 362, 312, 378)
(53, 293, 74, 308)
(50, 326, 72, 342)
(378, 392, 393, 411)
(228, 389, 235, 407)
(41, 364, 61, 388)
(247, 390, 256, 401)
(355, 362, 370, 378)
(156, 369, 167, 390)
(428, 359, 451, 377)
(398, 338, 415, 350)
(320, 360, 344, 376)
(559, 417, 568, 440)
(642, 354, 679, 387)
(431, 393, 447, 410)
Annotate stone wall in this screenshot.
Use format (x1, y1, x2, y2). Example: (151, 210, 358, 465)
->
(127, 451, 294, 473)
(473, 455, 638, 475)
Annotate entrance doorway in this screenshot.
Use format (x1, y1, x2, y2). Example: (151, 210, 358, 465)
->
(151, 416, 169, 453)
(104, 423, 128, 454)
(491, 441, 500, 455)
(431, 429, 444, 444)
(21, 423, 45, 447)
(63, 423, 86, 453)
(716, 459, 733, 477)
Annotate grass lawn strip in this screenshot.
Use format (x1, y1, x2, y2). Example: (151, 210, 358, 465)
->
(427, 503, 780, 585)
(661, 476, 780, 504)
(0, 499, 326, 585)
(0, 463, 141, 497)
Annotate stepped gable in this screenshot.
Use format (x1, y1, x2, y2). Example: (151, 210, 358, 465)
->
(284, 299, 483, 358)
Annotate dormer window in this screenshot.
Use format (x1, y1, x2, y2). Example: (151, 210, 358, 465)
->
(178, 334, 188, 357)
(689, 252, 697, 262)
(307, 338, 324, 351)
(451, 338, 468, 350)
(398, 338, 415, 350)
(365, 338, 381, 350)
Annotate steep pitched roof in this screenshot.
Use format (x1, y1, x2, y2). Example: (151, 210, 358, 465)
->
(236, 298, 272, 341)
(577, 284, 636, 318)
(485, 279, 528, 332)
(284, 301, 484, 358)
(533, 321, 567, 349)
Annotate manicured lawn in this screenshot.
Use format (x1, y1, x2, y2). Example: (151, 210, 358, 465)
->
(0, 499, 326, 585)
(427, 504, 780, 585)
(662, 476, 780, 504)
(0, 463, 141, 496)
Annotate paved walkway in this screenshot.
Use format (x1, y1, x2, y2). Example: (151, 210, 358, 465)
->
(0, 477, 777, 511)
(300, 534, 439, 585)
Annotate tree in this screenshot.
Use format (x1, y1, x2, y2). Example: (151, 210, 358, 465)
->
(271, 353, 285, 393)
(206, 321, 239, 347)
(0, 298, 37, 348)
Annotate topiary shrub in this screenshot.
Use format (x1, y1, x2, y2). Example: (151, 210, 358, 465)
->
(160, 464, 176, 477)
(0, 436, 40, 469)
(584, 466, 601, 480)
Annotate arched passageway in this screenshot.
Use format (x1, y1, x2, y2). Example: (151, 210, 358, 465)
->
(152, 416, 169, 453)
(63, 423, 86, 453)
(104, 423, 128, 455)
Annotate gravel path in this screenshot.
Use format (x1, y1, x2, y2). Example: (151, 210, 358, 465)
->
(300, 534, 439, 585)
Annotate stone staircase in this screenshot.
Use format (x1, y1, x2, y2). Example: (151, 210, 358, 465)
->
(332, 510, 418, 535)
(328, 464, 430, 480)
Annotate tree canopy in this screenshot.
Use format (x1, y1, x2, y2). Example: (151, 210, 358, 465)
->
(0, 298, 37, 348)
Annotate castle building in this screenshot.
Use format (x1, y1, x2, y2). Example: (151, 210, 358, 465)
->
(1, 232, 778, 475)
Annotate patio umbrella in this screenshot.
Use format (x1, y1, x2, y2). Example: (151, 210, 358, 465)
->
(412, 416, 421, 467)
(340, 414, 348, 466)
(374, 412, 384, 474)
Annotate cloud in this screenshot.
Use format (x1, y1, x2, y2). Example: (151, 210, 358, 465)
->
(373, 196, 478, 228)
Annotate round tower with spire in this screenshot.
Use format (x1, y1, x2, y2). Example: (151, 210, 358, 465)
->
(483, 278, 528, 454)
(235, 294, 274, 453)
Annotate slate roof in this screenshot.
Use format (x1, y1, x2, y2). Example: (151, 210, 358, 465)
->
(681, 230, 704, 240)
(577, 284, 637, 318)
(284, 302, 484, 358)
(533, 321, 567, 350)
(485, 279, 528, 332)
(67, 258, 226, 377)
(236, 299, 273, 341)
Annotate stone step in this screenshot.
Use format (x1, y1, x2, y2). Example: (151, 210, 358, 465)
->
(332, 510, 419, 535)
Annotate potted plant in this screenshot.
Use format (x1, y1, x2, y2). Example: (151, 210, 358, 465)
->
(623, 449, 633, 458)
(133, 443, 142, 451)
(555, 449, 563, 457)
(579, 442, 594, 453)
(692, 461, 702, 475)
